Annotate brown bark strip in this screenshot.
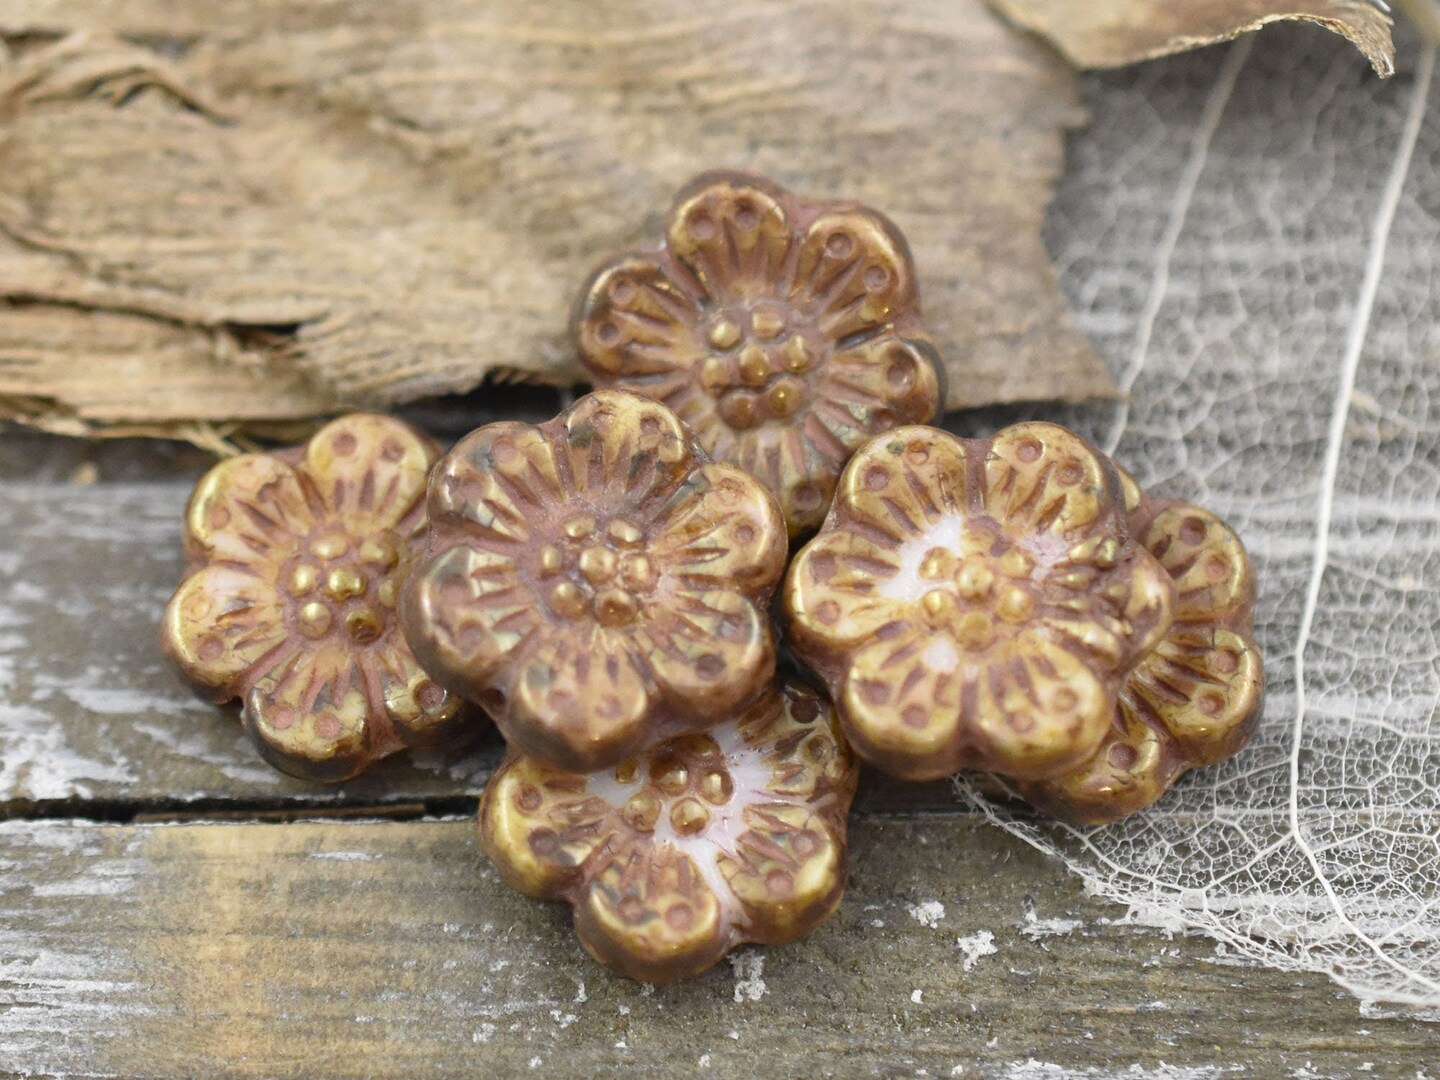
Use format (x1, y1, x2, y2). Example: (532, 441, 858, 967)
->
(0, 2, 1117, 438)
(988, 0, 1394, 75)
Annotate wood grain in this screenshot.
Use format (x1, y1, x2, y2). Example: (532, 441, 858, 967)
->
(0, 814, 1434, 1078)
(0, 0, 1116, 439)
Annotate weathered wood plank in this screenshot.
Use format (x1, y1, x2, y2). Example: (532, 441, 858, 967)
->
(0, 814, 1434, 1078)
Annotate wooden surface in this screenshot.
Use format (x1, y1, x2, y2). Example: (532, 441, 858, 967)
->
(3, 18, 1440, 1080)
(1, 816, 1436, 1078)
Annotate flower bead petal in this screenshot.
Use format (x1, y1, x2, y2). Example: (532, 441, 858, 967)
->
(576, 257, 707, 378)
(572, 173, 936, 538)
(1042, 546, 1175, 675)
(840, 633, 964, 780)
(402, 544, 537, 699)
(508, 632, 652, 772)
(1041, 613, 1131, 672)
(169, 414, 484, 783)
(833, 425, 971, 538)
(1127, 627, 1264, 765)
(243, 659, 370, 782)
(559, 390, 693, 509)
(1019, 621, 1264, 824)
(817, 335, 942, 439)
(719, 428, 838, 540)
(665, 173, 792, 302)
(1113, 463, 1144, 515)
(787, 422, 1258, 799)
(303, 413, 435, 534)
(785, 528, 911, 654)
(729, 695, 856, 957)
(967, 632, 1114, 780)
(1118, 546, 1180, 667)
(475, 679, 856, 983)
(162, 563, 289, 692)
(574, 847, 728, 985)
(1141, 505, 1255, 623)
(479, 753, 618, 898)
(720, 808, 847, 945)
(839, 630, 1113, 782)
(1006, 484, 1265, 823)
(1017, 699, 1173, 826)
(409, 392, 787, 774)
(378, 645, 467, 749)
(644, 589, 773, 717)
(756, 683, 857, 802)
(184, 452, 313, 564)
(792, 206, 919, 340)
(428, 421, 560, 541)
(983, 421, 1120, 541)
(715, 335, 938, 537)
(1019, 626, 1263, 826)
(649, 462, 787, 591)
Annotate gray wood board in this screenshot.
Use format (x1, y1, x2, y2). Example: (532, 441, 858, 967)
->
(0, 814, 1435, 1079)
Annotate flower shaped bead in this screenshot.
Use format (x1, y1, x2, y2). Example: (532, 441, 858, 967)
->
(402, 390, 787, 773)
(1015, 479, 1264, 825)
(784, 422, 1177, 783)
(479, 680, 856, 983)
(162, 415, 470, 781)
(575, 171, 942, 536)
